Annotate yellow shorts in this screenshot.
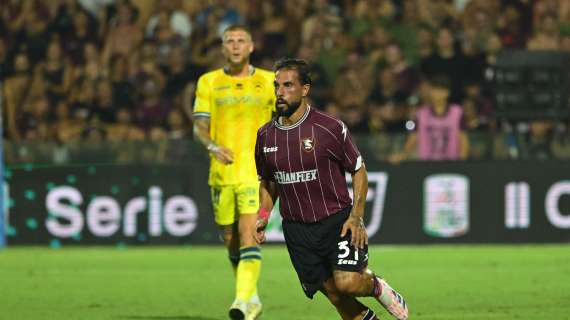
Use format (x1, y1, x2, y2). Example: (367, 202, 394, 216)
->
(211, 182, 259, 226)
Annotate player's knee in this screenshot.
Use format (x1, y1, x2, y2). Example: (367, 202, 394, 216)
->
(334, 276, 361, 296)
(219, 225, 235, 246)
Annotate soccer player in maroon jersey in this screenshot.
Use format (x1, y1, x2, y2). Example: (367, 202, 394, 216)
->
(254, 58, 409, 320)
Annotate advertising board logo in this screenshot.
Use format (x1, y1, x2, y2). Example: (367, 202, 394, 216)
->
(423, 174, 469, 238)
(45, 186, 198, 238)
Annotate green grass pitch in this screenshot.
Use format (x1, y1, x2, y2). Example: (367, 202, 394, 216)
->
(1, 245, 569, 319)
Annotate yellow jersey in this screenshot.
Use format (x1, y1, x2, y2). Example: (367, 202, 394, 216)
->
(193, 67, 275, 186)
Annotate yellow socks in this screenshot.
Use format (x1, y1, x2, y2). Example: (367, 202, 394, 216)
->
(235, 246, 262, 301)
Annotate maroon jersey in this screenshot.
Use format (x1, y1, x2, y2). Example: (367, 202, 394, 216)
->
(255, 106, 363, 223)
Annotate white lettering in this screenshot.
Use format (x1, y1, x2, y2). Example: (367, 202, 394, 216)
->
(263, 146, 278, 153)
(87, 197, 120, 237)
(44, 186, 199, 238)
(123, 197, 145, 236)
(505, 182, 530, 229)
(45, 186, 84, 238)
(274, 170, 318, 184)
(164, 196, 198, 236)
(149, 186, 162, 236)
(545, 182, 570, 229)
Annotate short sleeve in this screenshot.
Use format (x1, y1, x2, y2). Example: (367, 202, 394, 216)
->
(336, 121, 362, 173)
(255, 128, 273, 181)
(193, 75, 211, 117)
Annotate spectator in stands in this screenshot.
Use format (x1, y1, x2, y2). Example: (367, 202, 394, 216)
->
(33, 39, 72, 107)
(101, 0, 142, 66)
(521, 120, 555, 160)
(151, 11, 187, 68)
(90, 78, 117, 124)
(163, 46, 194, 104)
(106, 108, 145, 142)
(133, 76, 171, 132)
(421, 26, 466, 103)
(109, 54, 135, 109)
(497, 2, 531, 49)
(333, 52, 373, 111)
(389, 75, 469, 162)
(145, 0, 192, 40)
(79, 42, 106, 82)
(4, 52, 33, 141)
(384, 42, 420, 102)
(461, 80, 494, 132)
(55, 3, 98, 65)
(6, 0, 52, 64)
(54, 100, 84, 143)
(527, 13, 560, 50)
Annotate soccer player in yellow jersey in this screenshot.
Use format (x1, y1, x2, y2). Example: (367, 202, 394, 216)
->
(192, 25, 274, 320)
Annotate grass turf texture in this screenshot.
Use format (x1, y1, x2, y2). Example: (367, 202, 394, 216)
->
(1, 245, 568, 320)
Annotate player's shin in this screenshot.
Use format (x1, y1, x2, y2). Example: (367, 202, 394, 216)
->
(236, 246, 262, 301)
(371, 274, 408, 320)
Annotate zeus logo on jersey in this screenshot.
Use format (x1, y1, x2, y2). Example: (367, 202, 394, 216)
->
(263, 146, 278, 153)
(274, 170, 317, 184)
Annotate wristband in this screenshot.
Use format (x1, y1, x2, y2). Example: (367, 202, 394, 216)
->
(206, 142, 219, 153)
(258, 208, 270, 224)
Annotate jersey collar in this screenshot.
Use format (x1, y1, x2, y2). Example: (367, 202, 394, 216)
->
(275, 105, 312, 130)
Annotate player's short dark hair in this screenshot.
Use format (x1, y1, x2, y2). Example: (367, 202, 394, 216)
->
(273, 58, 312, 85)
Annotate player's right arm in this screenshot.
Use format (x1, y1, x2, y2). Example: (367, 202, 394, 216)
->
(254, 126, 278, 244)
(193, 117, 234, 164)
(193, 74, 234, 164)
(255, 179, 278, 244)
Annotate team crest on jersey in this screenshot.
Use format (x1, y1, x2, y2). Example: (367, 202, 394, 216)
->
(301, 137, 315, 152)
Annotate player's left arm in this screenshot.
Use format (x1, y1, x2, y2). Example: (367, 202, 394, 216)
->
(335, 121, 369, 249)
(342, 166, 369, 249)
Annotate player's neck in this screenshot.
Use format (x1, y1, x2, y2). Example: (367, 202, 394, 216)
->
(281, 102, 309, 126)
(225, 63, 253, 78)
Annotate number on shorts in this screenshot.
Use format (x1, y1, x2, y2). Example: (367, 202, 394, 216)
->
(337, 240, 350, 258)
(337, 240, 359, 260)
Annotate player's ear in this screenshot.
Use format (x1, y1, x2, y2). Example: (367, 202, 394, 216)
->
(302, 84, 310, 97)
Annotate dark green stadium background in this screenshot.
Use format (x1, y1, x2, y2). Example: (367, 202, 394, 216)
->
(5, 158, 570, 245)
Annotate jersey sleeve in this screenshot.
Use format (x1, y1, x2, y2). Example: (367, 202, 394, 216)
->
(193, 75, 211, 117)
(255, 128, 273, 181)
(332, 121, 363, 173)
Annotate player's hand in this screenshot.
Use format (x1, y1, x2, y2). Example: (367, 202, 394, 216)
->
(341, 214, 368, 249)
(254, 218, 268, 244)
(208, 144, 234, 164)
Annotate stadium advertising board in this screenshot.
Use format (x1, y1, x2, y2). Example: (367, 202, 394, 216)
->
(4, 161, 570, 245)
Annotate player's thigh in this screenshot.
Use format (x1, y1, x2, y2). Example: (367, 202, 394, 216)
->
(235, 182, 259, 215)
(211, 185, 237, 226)
(282, 220, 331, 299)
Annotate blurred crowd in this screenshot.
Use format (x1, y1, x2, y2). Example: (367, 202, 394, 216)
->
(2, 0, 570, 163)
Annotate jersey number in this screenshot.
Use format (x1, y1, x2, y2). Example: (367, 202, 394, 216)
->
(337, 240, 359, 260)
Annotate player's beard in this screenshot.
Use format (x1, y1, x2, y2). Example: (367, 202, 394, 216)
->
(276, 98, 302, 117)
